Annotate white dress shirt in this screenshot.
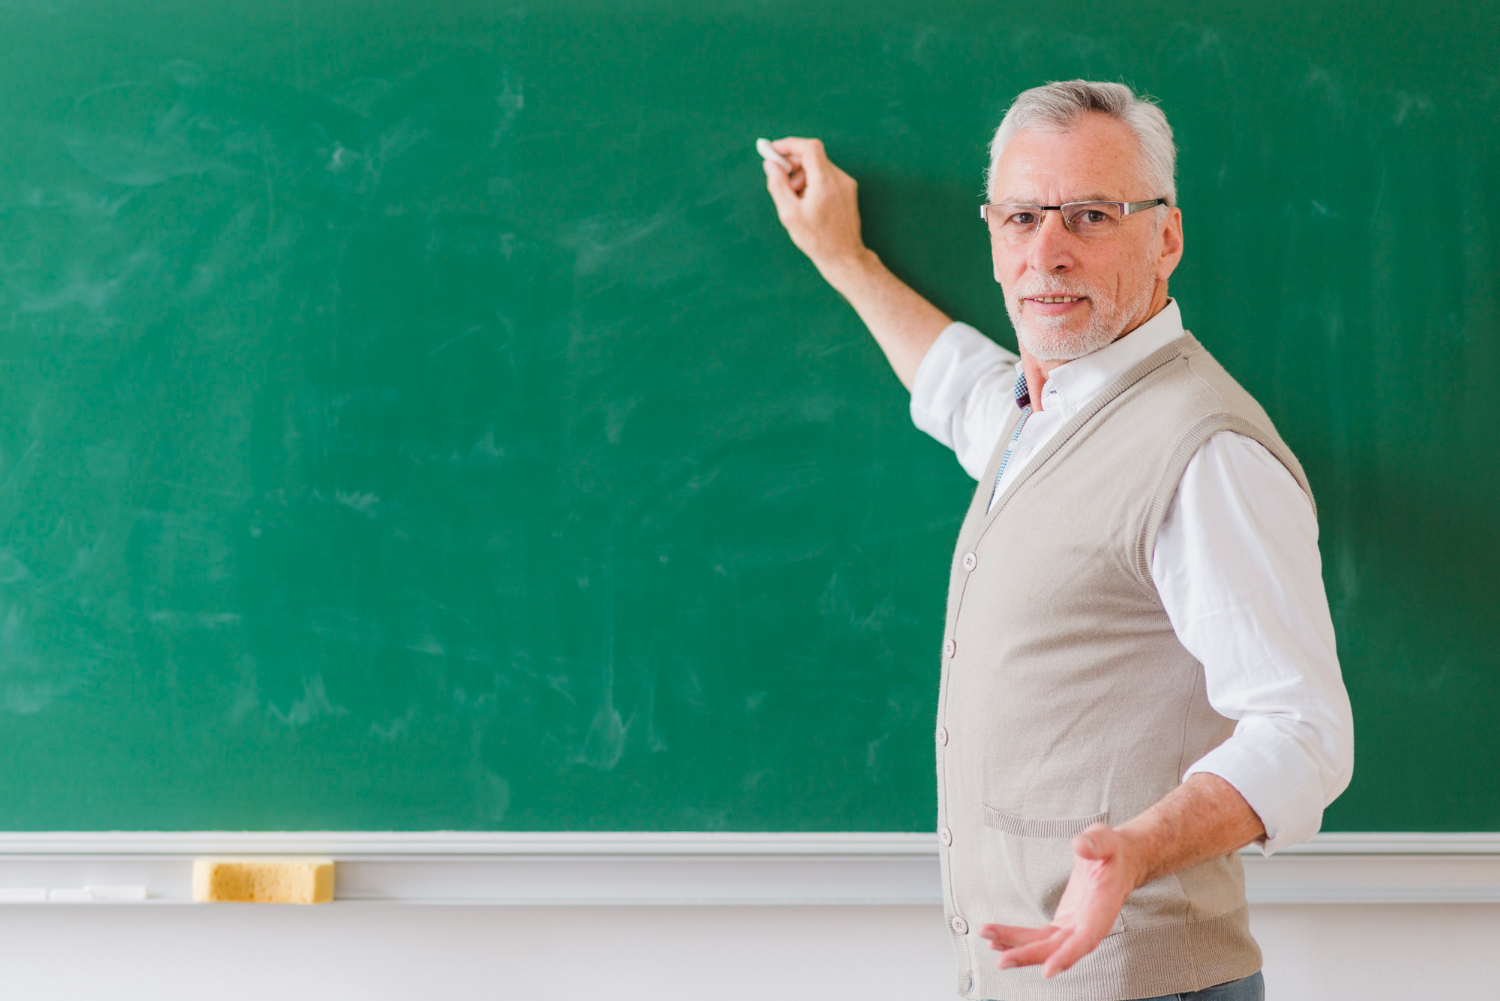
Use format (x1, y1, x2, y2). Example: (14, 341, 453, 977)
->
(910, 301, 1354, 853)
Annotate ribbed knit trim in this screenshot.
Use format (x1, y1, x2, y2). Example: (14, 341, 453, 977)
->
(966, 908, 1261, 1001)
(983, 806, 1108, 838)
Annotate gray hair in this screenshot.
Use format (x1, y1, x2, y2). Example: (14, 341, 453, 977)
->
(987, 80, 1177, 206)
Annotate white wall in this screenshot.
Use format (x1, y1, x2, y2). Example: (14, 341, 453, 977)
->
(3, 903, 1497, 1000)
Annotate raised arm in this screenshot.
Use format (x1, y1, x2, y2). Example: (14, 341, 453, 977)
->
(762, 137, 950, 390)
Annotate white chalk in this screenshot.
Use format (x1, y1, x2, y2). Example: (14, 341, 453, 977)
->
(33, 886, 148, 903)
(47, 888, 94, 902)
(756, 138, 793, 172)
(85, 885, 149, 902)
(0, 888, 48, 903)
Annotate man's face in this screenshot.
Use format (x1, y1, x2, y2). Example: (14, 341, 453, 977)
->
(988, 112, 1184, 361)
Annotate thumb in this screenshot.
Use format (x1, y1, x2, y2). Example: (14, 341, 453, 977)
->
(772, 137, 830, 185)
(1073, 824, 1116, 861)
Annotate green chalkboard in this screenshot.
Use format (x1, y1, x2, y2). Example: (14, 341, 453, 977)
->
(0, 0, 1495, 831)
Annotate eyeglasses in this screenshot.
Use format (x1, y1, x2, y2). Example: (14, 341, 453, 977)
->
(980, 199, 1168, 243)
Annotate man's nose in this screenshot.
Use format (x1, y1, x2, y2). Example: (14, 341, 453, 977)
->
(1026, 210, 1077, 274)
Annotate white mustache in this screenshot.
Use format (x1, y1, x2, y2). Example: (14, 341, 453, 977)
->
(1014, 278, 1099, 301)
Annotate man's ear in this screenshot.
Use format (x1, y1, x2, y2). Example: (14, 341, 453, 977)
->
(1157, 207, 1184, 283)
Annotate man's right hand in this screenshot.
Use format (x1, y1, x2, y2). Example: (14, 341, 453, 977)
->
(762, 137, 869, 280)
(759, 135, 950, 390)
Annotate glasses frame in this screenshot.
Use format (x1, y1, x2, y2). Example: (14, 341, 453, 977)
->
(979, 198, 1169, 240)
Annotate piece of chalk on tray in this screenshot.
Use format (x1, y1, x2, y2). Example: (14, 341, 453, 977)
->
(48, 888, 96, 902)
(0, 885, 147, 903)
(85, 885, 149, 902)
(0, 888, 48, 903)
(192, 858, 335, 904)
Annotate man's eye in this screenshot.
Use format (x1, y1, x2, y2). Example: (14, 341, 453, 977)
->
(1068, 207, 1120, 229)
(1007, 212, 1038, 226)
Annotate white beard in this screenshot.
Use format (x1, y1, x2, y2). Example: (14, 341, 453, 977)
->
(1005, 265, 1158, 362)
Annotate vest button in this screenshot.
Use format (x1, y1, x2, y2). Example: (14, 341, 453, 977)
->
(936, 726, 948, 746)
(943, 639, 956, 658)
(939, 826, 953, 846)
(962, 552, 977, 571)
(950, 915, 969, 935)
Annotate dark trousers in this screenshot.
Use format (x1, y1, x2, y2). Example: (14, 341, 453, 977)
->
(990, 969, 1265, 1001)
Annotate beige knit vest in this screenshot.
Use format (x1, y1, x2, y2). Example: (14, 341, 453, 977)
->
(935, 333, 1313, 1001)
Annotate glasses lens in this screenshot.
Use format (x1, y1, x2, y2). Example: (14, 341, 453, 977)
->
(986, 205, 1043, 243)
(1062, 202, 1123, 237)
(984, 203, 1127, 242)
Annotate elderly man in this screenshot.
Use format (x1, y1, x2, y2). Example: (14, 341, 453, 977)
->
(761, 81, 1354, 1001)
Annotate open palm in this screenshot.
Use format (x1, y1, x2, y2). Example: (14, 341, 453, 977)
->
(978, 823, 1139, 979)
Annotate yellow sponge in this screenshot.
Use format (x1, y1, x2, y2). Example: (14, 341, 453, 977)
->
(192, 858, 335, 904)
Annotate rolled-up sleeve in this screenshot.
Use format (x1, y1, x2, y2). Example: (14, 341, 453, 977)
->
(909, 322, 1019, 480)
(1156, 432, 1356, 855)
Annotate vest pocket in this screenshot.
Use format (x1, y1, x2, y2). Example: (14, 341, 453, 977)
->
(980, 805, 1124, 934)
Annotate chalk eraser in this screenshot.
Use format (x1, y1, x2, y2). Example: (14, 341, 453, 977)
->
(192, 858, 335, 904)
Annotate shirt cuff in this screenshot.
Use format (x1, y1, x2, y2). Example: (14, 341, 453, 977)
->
(909, 321, 1016, 451)
(1183, 719, 1333, 856)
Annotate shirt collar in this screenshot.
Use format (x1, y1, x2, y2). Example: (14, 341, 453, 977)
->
(1016, 299, 1186, 417)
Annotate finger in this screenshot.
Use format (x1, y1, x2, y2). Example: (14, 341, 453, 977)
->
(763, 160, 799, 215)
(771, 137, 830, 183)
(1073, 823, 1115, 861)
(978, 924, 1053, 948)
(1041, 928, 1099, 979)
(996, 930, 1069, 970)
(771, 147, 814, 197)
(780, 153, 807, 191)
(770, 137, 819, 158)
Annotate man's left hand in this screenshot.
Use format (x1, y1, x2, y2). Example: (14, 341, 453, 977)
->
(977, 823, 1141, 979)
